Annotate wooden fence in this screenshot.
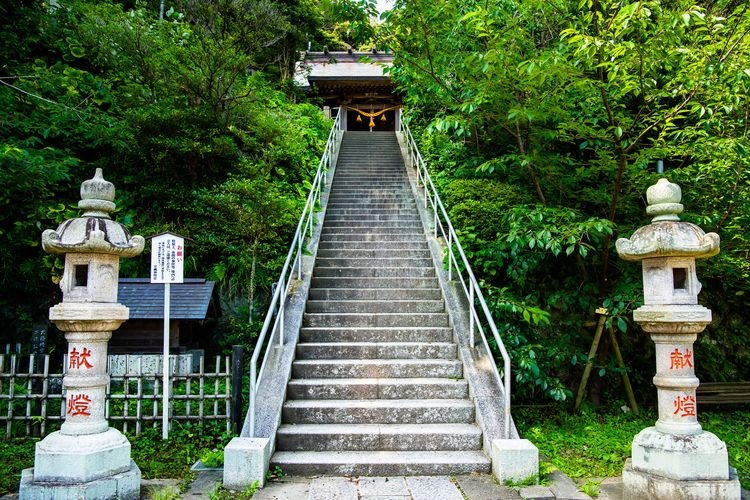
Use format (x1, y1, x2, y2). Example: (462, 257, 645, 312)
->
(0, 353, 236, 438)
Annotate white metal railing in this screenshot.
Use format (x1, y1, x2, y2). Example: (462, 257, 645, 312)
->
(248, 111, 343, 435)
(400, 120, 512, 439)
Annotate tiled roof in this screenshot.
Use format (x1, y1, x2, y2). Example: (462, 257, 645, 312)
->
(118, 278, 216, 320)
(295, 52, 394, 87)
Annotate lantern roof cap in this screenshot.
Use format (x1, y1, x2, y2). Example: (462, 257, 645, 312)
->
(41, 169, 144, 257)
(616, 178, 719, 261)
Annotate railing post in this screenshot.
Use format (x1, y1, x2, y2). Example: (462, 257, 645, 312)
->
(278, 277, 285, 347)
(433, 198, 438, 238)
(249, 366, 255, 436)
(448, 233, 453, 281)
(469, 285, 475, 347)
(231, 345, 244, 434)
(297, 236, 303, 280)
(308, 201, 314, 237)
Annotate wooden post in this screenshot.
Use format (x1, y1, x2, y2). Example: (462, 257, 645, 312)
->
(608, 325, 639, 414)
(574, 307, 607, 412)
(575, 307, 639, 413)
(231, 346, 244, 434)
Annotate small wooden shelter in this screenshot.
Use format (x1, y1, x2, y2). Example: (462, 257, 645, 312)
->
(112, 278, 220, 354)
(295, 50, 402, 131)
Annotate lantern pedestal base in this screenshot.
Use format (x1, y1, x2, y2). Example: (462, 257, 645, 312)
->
(623, 427, 740, 500)
(629, 426, 730, 481)
(19, 460, 140, 500)
(29, 428, 133, 483)
(623, 459, 740, 500)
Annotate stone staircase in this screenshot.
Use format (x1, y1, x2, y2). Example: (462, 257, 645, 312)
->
(270, 132, 491, 476)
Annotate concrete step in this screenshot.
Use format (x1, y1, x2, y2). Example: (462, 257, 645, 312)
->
(329, 188, 410, 194)
(302, 312, 449, 328)
(313, 267, 435, 278)
(332, 180, 407, 186)
(316, 248, 431, 259)
(324, 214, 420, 222)
(292, 359, 462, 379)
(308, 287, 441, 300)
(314, 257, 434, 268)
(332, 177, 407, 182)
(310, 277, 439, 288)
(326, 198, 414, 205)
(296, 342, 456, 360)
(319, 232, 425, 242)
(287, 377, 469, 400)
(325, 209, 418, 216)
(317, 241, 429, 250)
(323, 221, 422, 229)
(325, 202, 417, 210)
(271, 450, 491, 476)
(333, 169, 405, 174)
(328, 193, 413, 199)
(328, 189, 411, 194)
(321, 227, 423, 235)
(282, 399, 475, 424)
(302, 313, 449, 328)
(276, 423, 482, 451)
(299, 327, 454, 343)
(305, 300, 444, 314)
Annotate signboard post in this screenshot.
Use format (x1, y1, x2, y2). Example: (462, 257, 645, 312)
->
(150, 233, 185, 439)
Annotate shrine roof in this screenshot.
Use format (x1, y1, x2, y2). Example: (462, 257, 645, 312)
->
(118, 278, 217, 320)
(295, 51, 394, 87)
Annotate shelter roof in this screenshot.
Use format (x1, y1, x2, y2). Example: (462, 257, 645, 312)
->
(295, 51, 394, 88)
(118, 278, 217, 320)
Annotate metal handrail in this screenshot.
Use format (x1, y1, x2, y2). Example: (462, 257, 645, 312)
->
(400, 120, 512, 439)
(248, 111, 343, 436)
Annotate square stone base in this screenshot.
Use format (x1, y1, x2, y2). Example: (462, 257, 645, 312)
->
(491, 438, 539, 484)
(19, 460, 140, 500)
(33, 428, 133, 483)
(631, 427, 729, 481)
(223, 437, 271, 490)
(623, 459, 740, 500)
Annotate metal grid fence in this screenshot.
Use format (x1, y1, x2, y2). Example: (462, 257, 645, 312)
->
(0, 353, 232, 438)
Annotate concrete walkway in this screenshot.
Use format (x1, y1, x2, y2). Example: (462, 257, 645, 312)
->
(140, 469, 608, 499)
(10, 469, 746, 499)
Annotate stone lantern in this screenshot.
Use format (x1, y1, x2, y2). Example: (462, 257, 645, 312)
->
(20, 169, 144, 499)
(616, 178, 740, 498)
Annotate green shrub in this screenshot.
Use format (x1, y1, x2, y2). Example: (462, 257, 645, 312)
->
(200, 448, 225, 468)
(442, 179, 533, 240)
(442, 178, 532, 209)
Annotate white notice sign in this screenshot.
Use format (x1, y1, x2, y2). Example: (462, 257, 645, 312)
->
(150, 233, 185, 284)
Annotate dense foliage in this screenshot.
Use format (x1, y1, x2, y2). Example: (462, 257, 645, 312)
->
(381, 0, 750, 402)
(0, 0, 330, 352)
(515, 407, 750, 488)
(3, 0, 749, 405)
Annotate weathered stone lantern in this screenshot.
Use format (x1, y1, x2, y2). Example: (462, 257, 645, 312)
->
(616, 178, 740, 498)
(20, 169, 144, 499)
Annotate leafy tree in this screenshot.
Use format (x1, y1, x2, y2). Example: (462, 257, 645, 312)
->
(0, 0, 330, 352)
(317, 0, 379, 50)
(383, 0, 750, 401)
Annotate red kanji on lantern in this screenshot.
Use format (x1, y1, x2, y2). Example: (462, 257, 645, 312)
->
(69, 347, 93, 370)
(669, 348, 693, 370)
(67, 394, 92, 416)
(673, 395, 696, 417)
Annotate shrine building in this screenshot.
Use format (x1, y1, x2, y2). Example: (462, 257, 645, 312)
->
(295, 50, 402, 131)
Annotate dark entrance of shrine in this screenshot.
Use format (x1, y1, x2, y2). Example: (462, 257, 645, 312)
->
(346, 108, 397, 132)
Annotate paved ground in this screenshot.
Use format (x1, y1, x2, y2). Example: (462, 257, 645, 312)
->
(7, 471, 748, 499)
(141, 469, 599, 499)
